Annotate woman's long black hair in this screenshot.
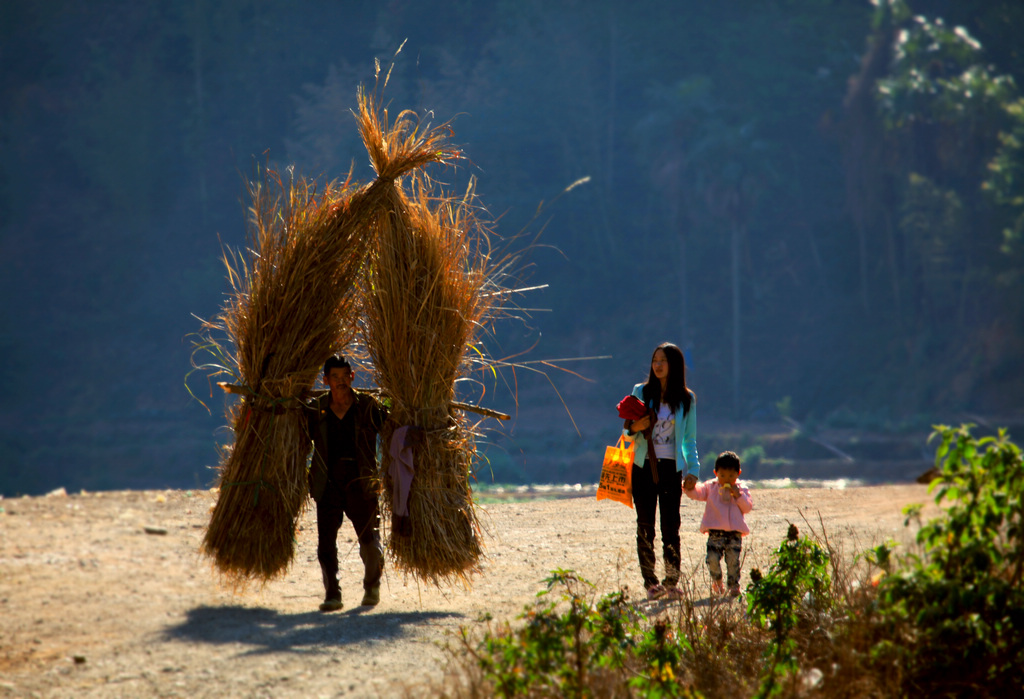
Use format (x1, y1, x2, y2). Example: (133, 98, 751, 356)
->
(642, 342, 694, 415)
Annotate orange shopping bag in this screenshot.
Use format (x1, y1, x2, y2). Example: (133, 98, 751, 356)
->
(596, 434, 634, 508)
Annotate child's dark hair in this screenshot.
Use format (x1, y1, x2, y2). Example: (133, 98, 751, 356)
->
(714, 451, 741, 473)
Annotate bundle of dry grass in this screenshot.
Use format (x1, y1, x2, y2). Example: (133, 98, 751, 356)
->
(196, 88, 459, 586)
(356, 99, 509, 585)
(365, 187, 486, 585)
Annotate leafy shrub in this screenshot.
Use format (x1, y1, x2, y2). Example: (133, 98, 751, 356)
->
(746, 523, 832, 697)
(739, 444, 766, 469)
(869, 424, 1024, 695)
(454, 569, 699, 697)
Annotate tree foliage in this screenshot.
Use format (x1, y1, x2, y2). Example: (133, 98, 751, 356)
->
(839, 0, 1024, 414)
(2, 0, 1024, 494)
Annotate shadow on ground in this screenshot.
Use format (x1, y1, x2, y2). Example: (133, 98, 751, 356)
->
(162, 605, 463, 655)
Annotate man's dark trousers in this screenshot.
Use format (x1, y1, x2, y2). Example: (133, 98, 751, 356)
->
(316, 478, 383, 599)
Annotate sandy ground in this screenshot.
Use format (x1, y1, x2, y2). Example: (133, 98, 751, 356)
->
(0, 483, 941, 698)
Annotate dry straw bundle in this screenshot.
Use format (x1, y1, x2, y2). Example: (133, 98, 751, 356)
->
(196, 88, 459, 586)
(364, 186, 486, 585)
(357, 99, 511, 585)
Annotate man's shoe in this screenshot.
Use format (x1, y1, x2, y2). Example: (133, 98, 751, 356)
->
(711, 580, 725, 596)
(361, 586, 380, 606)
(319, 596, 343, 612)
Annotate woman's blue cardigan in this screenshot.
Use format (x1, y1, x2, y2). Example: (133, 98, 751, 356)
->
(623, 382, 700, 477)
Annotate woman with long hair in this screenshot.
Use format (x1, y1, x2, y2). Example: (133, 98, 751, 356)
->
(624, 341, 700, 600)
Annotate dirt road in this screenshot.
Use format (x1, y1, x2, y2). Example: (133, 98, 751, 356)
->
(0, 483, 939, 698)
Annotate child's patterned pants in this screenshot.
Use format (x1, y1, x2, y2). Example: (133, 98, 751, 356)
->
(706, 529, 743, 587)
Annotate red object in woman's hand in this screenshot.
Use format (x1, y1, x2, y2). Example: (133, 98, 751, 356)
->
(616, 395, 648, 420)
(618, 394, 660, 483)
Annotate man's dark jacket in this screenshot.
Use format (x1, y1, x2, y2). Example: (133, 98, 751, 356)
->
(305, 390, 388, 502)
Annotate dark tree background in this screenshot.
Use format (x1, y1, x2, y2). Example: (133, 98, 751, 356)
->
(2, 0, 1022, 495)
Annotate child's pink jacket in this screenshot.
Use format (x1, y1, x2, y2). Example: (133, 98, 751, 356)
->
(684, 480, 753, 535)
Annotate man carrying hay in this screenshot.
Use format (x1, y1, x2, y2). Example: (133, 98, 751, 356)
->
(305, 355, 390, 611)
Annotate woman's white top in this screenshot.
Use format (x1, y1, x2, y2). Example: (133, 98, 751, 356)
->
(652, 403, 676, 461)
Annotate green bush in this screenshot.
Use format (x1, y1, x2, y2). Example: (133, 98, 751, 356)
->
(870, 424, 1024, 695)
(456, 569, 699, 697)
(746, 524, 832, 697)
(739, 444, 766, 469)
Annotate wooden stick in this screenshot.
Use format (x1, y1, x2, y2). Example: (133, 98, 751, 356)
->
(450, 400, 511, 421)
(218, 382, 251, 396)
(216, 382, 510, 420)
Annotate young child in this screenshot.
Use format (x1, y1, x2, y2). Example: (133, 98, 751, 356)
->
(684, 451, 753, 597)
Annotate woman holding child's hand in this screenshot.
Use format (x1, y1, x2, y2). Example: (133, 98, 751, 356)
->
(624, 342, 701, 601)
